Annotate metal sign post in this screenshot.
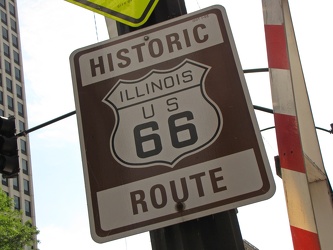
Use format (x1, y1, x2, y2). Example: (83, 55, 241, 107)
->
(70, 0, 275, 245)
(150, 209, 245, 250)
(114, 3, 247, 249)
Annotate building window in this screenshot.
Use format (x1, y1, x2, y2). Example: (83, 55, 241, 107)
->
(1, 10, 7, 24)
(13, 51, 19, 65)
(0, 109, 4, 116)
(0, 0, 5, 9)
(19, 120, 25, 133)
(16, 84, 22, 98)
(10, 18, 16, 32)
(23, 179, 30, 195)
(9, 3, 15, 17)
(14, 67, 21, 81)
(25, 200, 31, 217)
(2, 175, 8, 186)
(14, 195, 20, 210)
(13, 176, 19, 190)
(0, 90, 3, 104)
(20, 139, 26, 154)
(12, 34, 18, 48)
(6, 77, 12, 92)
(7, 95, 13, 110)
(0, 73, 2, 85)
(22, 158, 28, 175)
(3, 43, 10, 58)
(2, 26, 8, 41)
(17, 102, 24, 117)
(5, 60, 11, 74)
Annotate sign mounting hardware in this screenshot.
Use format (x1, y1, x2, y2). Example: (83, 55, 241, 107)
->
(65, 0, 159, 27)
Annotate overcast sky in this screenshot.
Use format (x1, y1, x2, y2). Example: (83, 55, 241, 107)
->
(16, 0, 333, 249)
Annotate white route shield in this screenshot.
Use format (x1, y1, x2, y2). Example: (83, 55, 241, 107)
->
(103, 59, 222, 167)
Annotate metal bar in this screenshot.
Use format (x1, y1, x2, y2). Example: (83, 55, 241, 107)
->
(253, 105, 273, 114)
(261, 0, 333, 248)
(16, 111, 76, 137)
(243, 68, 268, 73)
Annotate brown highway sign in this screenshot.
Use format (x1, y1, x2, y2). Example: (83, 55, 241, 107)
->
(70, 5, 275, 243)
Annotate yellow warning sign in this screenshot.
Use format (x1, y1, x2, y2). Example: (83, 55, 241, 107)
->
(66, 0, 159, 27)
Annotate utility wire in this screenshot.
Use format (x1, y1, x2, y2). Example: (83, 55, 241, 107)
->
(16, 106, 332, 137)
(15, 68, 331, 136)
(253, 106, 332, 133)
(94, 13, 99, 42)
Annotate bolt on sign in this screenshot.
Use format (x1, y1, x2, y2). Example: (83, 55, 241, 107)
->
(65, 0, 159, 27)
(70, 5, 275, 243)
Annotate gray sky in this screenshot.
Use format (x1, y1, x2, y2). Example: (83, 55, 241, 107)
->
(17, 0, 333, 249)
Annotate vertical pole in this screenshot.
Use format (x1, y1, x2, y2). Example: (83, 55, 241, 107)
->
(261, 0, 333, 249)
(150, 210, 244, 250)
(112, 1, 245, 249)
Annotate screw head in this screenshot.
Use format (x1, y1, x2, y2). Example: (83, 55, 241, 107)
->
(175, 202, 185, 212)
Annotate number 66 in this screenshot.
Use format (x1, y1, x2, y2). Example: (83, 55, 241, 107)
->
(134, 111, 198, 158)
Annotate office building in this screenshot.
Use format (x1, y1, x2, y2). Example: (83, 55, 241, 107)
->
(0, 0, 37, 249)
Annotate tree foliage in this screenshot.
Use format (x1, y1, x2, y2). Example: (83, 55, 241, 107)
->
(0, 190, 39, 249)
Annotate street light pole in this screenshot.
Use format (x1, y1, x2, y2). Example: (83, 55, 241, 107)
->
(112, 1, 245, 249)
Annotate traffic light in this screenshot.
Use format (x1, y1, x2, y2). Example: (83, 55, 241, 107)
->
(0, 116, 19, 178)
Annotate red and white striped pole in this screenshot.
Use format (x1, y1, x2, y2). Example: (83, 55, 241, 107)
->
(261, 0, 333, 249)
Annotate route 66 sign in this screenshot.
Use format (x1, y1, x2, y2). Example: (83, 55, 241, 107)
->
(70, 5, 275, 243)
(103, 59, 222, 167)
